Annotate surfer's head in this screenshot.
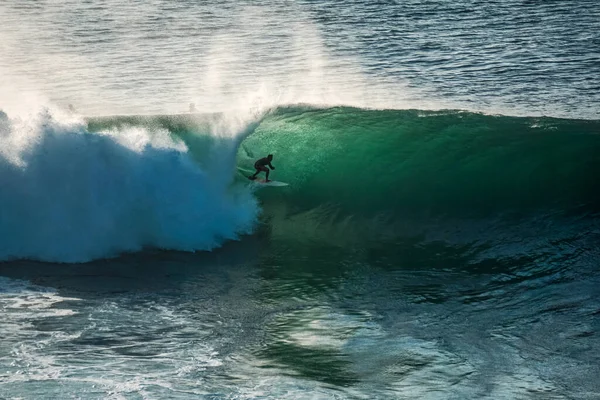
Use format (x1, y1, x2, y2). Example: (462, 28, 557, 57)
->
(267, 154, 273, 160)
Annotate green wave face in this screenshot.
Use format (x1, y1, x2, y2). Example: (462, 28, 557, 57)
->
(88, 108, 600, 222)
(239, 107, 600, 218)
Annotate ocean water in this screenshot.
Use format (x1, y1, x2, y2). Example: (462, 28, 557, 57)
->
(1, 0, 599, 399)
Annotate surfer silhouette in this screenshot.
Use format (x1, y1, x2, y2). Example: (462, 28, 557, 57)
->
(249, 154, 275, 182)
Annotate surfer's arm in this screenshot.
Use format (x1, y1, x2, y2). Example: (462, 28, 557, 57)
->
(268, 163, 275, 170)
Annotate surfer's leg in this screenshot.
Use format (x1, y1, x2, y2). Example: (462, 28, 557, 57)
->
(249, 169, 258, 180)
(251, 166, 268, 180)
(265, 168, 270, 181)
(251, 166, 263, 178)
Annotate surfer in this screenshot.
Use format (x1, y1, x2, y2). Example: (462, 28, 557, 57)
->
(249, 154, 275, 182)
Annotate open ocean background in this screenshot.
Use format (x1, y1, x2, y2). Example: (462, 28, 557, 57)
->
(1, 0, 599, 398)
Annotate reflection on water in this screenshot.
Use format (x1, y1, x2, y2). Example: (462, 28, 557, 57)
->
(1, 226, 598, 398)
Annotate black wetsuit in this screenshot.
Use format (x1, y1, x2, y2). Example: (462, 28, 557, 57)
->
(251, 157, 275, 180)
(254, 157, 274, 169)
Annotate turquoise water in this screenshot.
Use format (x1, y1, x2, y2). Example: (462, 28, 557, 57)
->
(1, 0, 600, 398)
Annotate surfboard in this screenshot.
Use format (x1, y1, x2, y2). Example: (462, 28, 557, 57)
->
(252, 179, 289, 187)
(237, 167, 288, 186)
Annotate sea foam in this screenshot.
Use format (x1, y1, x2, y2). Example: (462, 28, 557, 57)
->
(0, 106, 258, 262)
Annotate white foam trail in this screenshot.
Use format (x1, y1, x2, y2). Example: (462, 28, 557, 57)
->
(0, 105, 259, 262)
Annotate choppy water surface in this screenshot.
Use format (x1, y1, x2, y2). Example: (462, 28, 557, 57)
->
(1, 236, 599, 399)
(1, 0, 598, 117)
